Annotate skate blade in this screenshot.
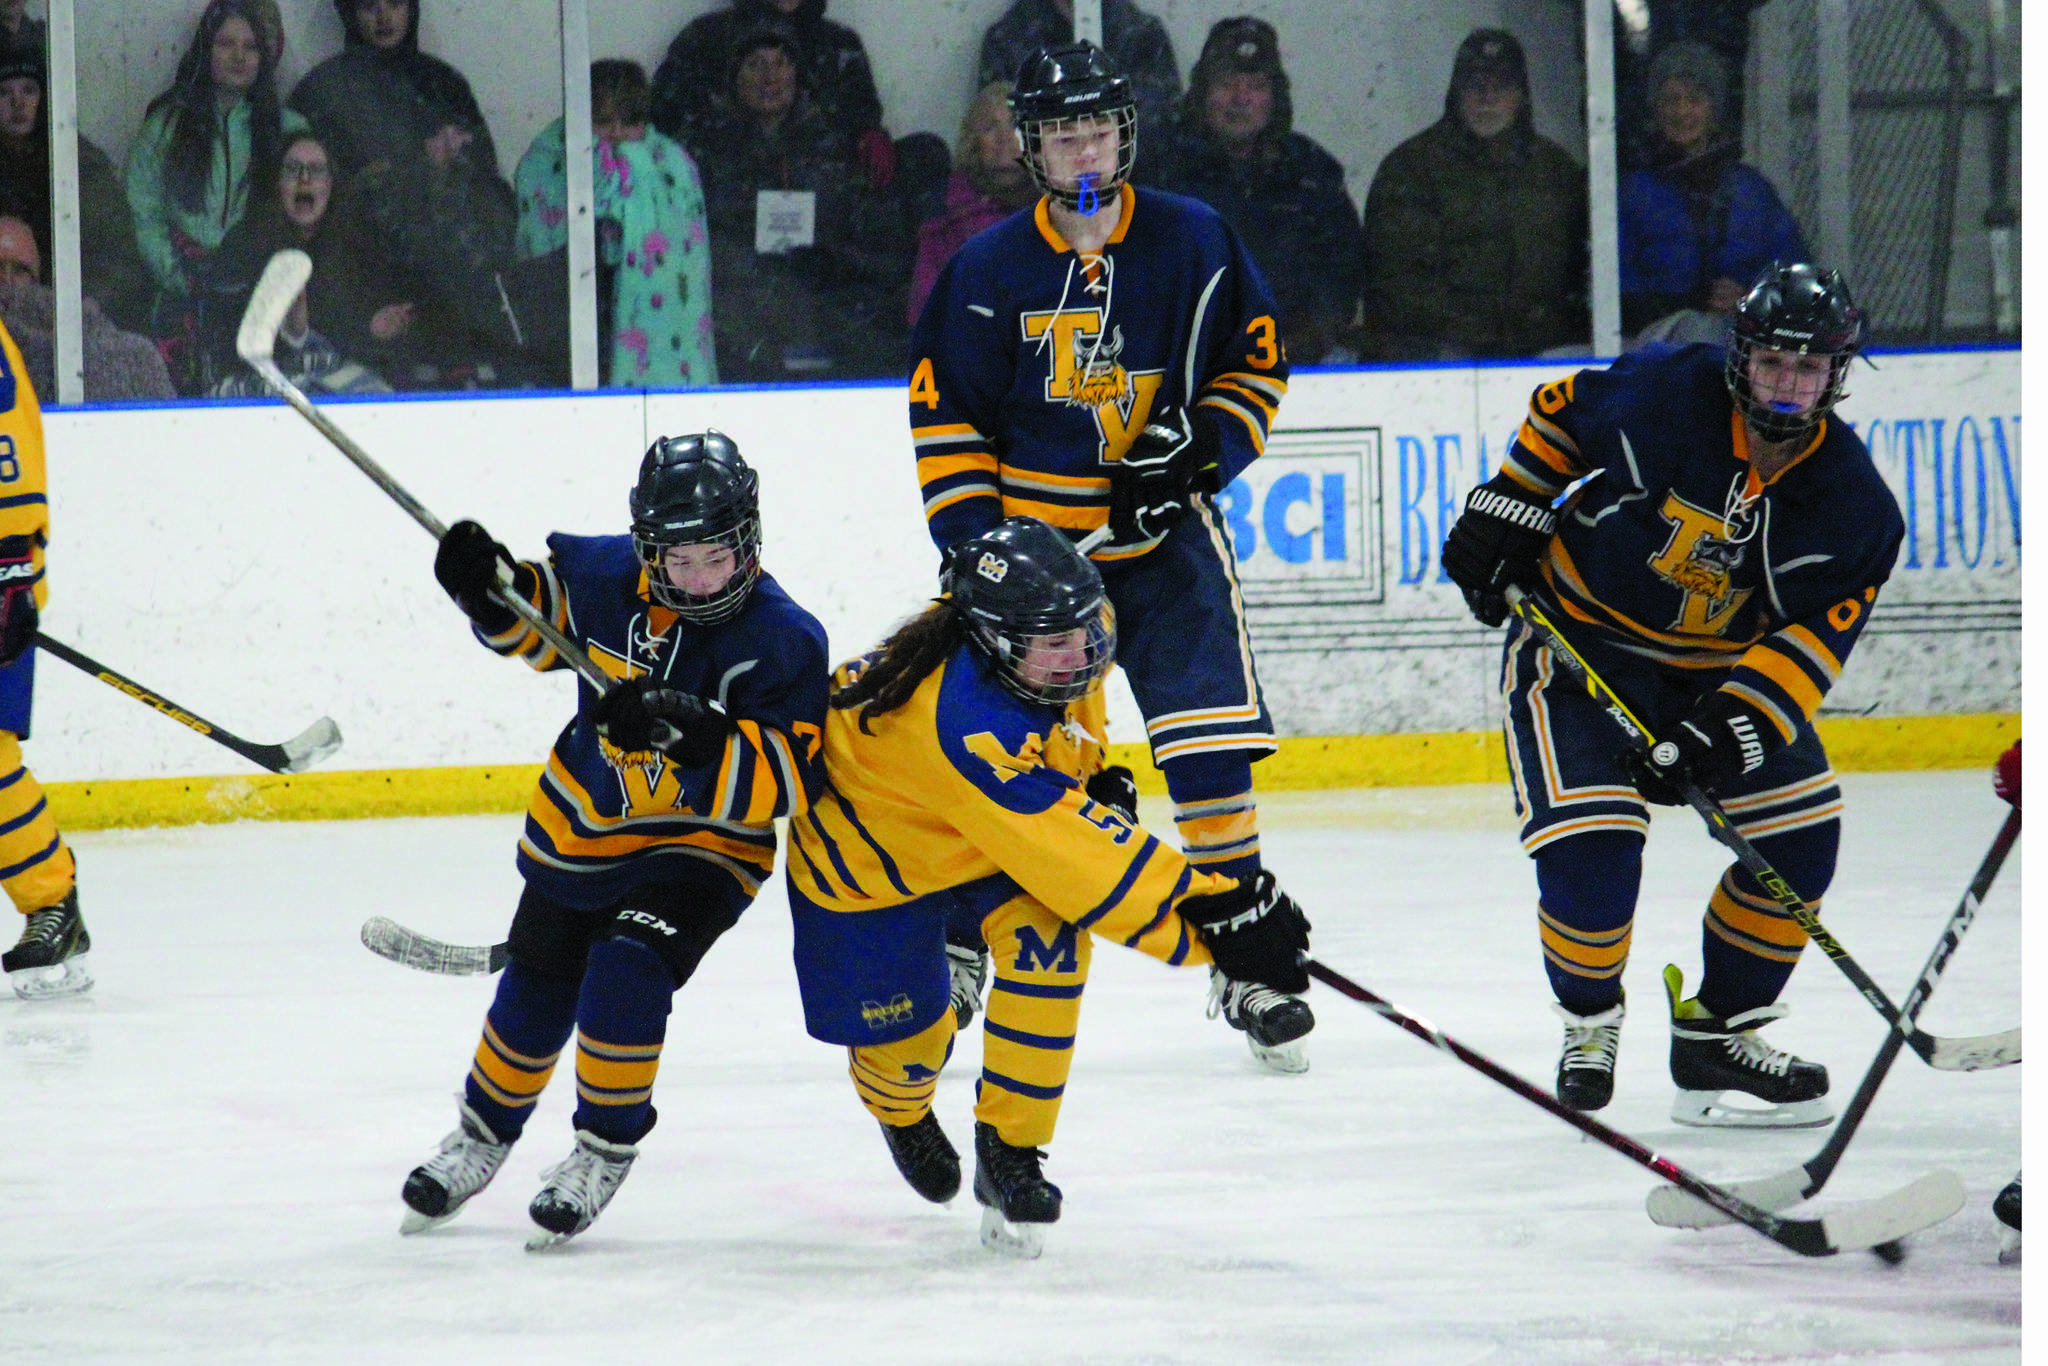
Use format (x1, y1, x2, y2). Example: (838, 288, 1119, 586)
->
(1671, 1090, 1831, 1129)
(1249, 1038, 1310, 1074)
(8, 953, 93, 1000)
(525, 1228, 579, 1252)
(399, 1207, 456, 1236)
(977, 1205, 1046, 1259)
(1998, 1229, 2021, 1266)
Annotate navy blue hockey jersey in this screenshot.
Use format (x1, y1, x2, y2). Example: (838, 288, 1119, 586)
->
(908, 184, 1289, 561)
(1501, 344, 1905, 744)
(479, 533, 830, 907)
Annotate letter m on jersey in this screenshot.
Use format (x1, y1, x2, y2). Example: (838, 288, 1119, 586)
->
(1012, 922, 1080, 974)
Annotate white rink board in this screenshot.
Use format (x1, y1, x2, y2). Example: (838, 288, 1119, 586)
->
(36, 352, 2019, 782)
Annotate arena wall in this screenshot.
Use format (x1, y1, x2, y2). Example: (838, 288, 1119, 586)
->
(32, 348, 2017, 827)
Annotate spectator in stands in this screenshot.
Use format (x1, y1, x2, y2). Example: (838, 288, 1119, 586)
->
(1613, 0, 1770, 171)
(0, 40, 152, 332)
(1357, 28, 1588, 361)
(651, 0, 886, 175)
(0, 213, 176, 401)
(696, 24, 908, 383)
(1619, 41, 1807, 345)
(126, 0, 302, 392)
(515, 61, 717, 390)
(200, 130, 391, 395)
(0, 0, 41, 56)
(978, 0, 1180, 179)
(1156, 17, 1360, 364)
(290, 0, 503, 183)
(906, 80, 1036, 330)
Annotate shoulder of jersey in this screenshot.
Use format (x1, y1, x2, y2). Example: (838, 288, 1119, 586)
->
(545, 530, 637, 581)
(932, 645, 1044, 751)
(743, 571, 831, 656)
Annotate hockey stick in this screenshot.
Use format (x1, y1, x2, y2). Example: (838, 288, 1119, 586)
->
(1647, 806, 2020, 1229)
(1304, 958, 1964, 1256)
(1504, 586, 2019, 1072)
(235, 250, 611, 693)
(36, 632, 341, 774)
(361, 915, 506, 975)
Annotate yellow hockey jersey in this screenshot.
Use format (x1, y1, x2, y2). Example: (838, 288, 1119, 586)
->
(0, 321, 49, 612)
(789, 643, 1228, 963)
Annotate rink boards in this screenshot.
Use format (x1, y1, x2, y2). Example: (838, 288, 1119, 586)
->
(36, 350, 2018, 825)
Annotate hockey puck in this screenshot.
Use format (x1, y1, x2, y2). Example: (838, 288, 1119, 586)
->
(1870, 1239, 1907, 1265)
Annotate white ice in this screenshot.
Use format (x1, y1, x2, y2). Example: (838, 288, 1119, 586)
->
(0, 772, 2022, 1364)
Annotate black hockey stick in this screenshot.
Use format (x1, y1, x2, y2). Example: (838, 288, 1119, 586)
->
(361, 916, 506, 975)
(36, 632, 341, 775)
(1504, 587, 2019, 1072)
(1305, 958, 1964, 1256)
(234, 250, 613, 693)
(1647, 806, 2020, 1229)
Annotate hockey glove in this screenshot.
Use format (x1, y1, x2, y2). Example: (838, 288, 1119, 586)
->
(1108, 404, 1220, 544)
(1084, 764, 1139, 824)
(1626, 689, 1783, 803)
(1440, 477, 1558, 628)
(594, 677, 733, 768)
(1993, 740, 2020, 811)
(1179, 869, 1311, 994)
(434, 520, 527, 634)
(0, 535, 38, 669)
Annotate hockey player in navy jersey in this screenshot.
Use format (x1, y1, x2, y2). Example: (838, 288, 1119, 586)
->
(399, 432, 829, 1247)
(1443, 263, 1903, 1128)
(907, 41, 1310, 1072)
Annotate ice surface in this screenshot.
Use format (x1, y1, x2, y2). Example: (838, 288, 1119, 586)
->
(0, 773, 2022, 1364)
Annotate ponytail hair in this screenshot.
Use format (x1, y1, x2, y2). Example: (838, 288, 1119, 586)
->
(830, 599, 967, 732)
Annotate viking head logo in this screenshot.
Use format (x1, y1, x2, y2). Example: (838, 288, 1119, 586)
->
(1069, 324, 1129, 408)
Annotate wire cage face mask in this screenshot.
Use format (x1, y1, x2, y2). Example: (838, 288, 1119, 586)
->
(972, 600, 1117, 706)
(1017, 106, 1137, 211)
(633, 511, 762, 624)
(1725, 337, 1854, 445)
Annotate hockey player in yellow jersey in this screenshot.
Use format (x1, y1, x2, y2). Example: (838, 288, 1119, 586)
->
(0, 318, 86, 1000)
(786, 517, 1312, 1257)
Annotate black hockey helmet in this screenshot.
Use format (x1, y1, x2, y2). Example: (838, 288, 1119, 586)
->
(1725, 262, 1864, 444)
(942, 517, 1116, 706)
(630, 431, 762, 623)
(1008, 41, 1137, 211)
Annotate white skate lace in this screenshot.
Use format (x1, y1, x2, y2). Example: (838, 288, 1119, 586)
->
(535, 1135, 634, 1216)
(1205, 972, 1290, 1024)
(17, 906, 69, 950)
(1720, 1030, 1795, 1076)
(421, 1124, 509, 1197)
(1552, 1002, 1624, 1073)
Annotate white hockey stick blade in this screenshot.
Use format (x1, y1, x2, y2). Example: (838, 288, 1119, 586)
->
(1925, 1025, 2020, 1071)
(236, 248, 312, 364)
(277, 716, 343, 774)
(361, 916, 505, 976)
(1649, 1168, 1813, 1228)
(1649, 1169, 1966, 1245)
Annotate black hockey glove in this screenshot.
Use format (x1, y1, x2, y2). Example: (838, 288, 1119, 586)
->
(1108, 404, 1220, 544)
(1441, 478, 1559, 628)
(1626, 689, 1783, 804)
(1084, 764, 1139, 824)
(0, 535, 38, 669)
(434, 520, 526, 633)
(1179, 869, 1311, 994)
(593, 677, 734, 768)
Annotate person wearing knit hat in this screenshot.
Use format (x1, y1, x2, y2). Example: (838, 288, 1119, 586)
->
(0, 39, 151, 333)
(1358, 27, 1588, 360)
(1618, 40, 1807, 342)
(1156, 17, 1361, 362)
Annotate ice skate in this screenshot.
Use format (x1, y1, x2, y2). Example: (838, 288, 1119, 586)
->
(525, 1128, 639, 1250)
(400, 1097, 513, 1234)
(945, 935, 988, 1030)
(879, 1111, 960, 1204)
(3, 889, 92, 1000)
(1208, 968, 1313, 1074)
(1553, 997, 1624, 1111)
(1664, 965, 1830, 1129)
(1995, 1173, 2020, 1265)
(972, 1121, 1060, 1259)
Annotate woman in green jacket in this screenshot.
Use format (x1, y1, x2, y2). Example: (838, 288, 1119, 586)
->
(124, 0, 303, 388)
